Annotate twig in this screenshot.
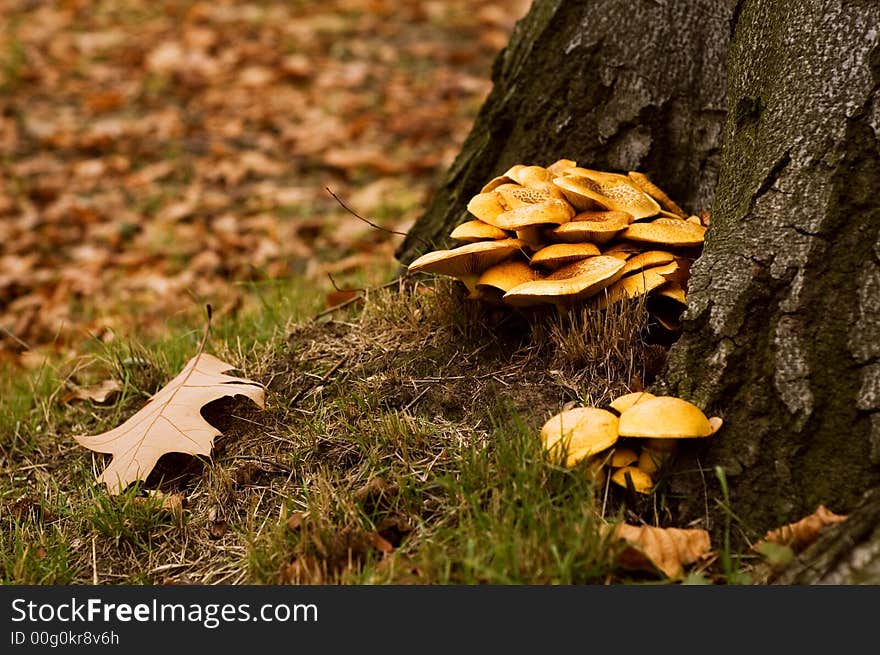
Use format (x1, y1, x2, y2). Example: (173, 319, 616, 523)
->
(91, 537, 98, 585)
(310, 276, 404, 321)
(403, 386, 431, 412)
(327, 273, 363, 293)
(325, 187, 432, 248)
(290, 356, 347, 404)
(0, 326, 30, 350)
(311, 294, 366, 321)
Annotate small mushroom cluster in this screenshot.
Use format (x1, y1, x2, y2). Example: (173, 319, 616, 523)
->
(540, 392, 722, 494)
(408, 160, 708, 331)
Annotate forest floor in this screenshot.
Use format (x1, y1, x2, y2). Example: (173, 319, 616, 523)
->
(1, 0, 529, 363)
(1, 1, 776, 585)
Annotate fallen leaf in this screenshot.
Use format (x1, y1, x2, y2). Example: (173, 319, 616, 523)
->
(74, 352, 265, 494)
(325, 289, 360, 308)
(62, 378, 122, 404)
(286, 511, 306, 531)
(756, 505, 848, 552)
(610, 523, 712, 579)
(367, 531, 395, 554)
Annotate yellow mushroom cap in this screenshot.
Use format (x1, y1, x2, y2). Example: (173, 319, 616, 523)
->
(449, 220, 510, 243)
(540, 407, 620, 468)
(609, 392, 657, 414)
(546, 158, 578, 175)
(592, 268, 669, 309)
(650, 281, 688, 306)
(550, 210, 634, 244)
(475, 259, 541, 294)
(643, 260, 682, 281)
(611, 466, 654, 494)
(627, 171, 687, 218)
(651, 311, 682, 332)
(493, 198, 575, 230)
(617, 396, 714, 439)
(466, 191, 507, 224)
(646, 282, 688, 326)
(480, 174, 517, 194)
(503, 255, 626, 307)
(408, 239, 527, 294)
(509, 165, 555, 188)
(637, 449, 669, 475)
(602, 242, 642, 260)
(530, 242, 602, 269)
(553, 174, 661, 219)
(621, 220, 705, 247)
(610, 447, 639, 468)
(619, 250, 676, 277)
(497, 185, 567, 210)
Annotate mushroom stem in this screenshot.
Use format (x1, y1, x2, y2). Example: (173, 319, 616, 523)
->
(515, 226, 545, 250)
(460, 275, 479, 298)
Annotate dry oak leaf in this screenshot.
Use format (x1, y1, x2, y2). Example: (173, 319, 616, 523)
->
(756, 505, 848, 552)
(609, 523, 712, 579)
(74, 353, 265, 495)
(62, 379, 123, 404)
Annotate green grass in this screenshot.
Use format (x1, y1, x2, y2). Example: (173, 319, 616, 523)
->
(0, 275, 757, 585)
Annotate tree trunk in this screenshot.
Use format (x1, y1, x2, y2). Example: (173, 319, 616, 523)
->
(395, 0, 731, 265)
(767, 487, 880, 585)
(658, 0, 880, 546)
(397, 0, 880, 577)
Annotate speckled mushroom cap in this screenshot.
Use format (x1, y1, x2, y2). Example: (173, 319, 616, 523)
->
(617, 396, 715, 439)
(449, 219, 510, 243)
(497, 184, 567, 210)
(553, 173, 661, 219)
(620, 219, 706, 247)
(492, 198, 575, 230)
(550, 210, 634, 244)
(540, 406, 620, 468)
(627, 171, 687, 218)
(466, 191, 507, 224)
(529, 242, 602, 269)
(502, 255, 626, 307)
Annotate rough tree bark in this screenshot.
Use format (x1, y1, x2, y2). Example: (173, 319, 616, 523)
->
(658, 0, 880, 551)
(395, 0, 731, 265)
(398, 0, 880, 580)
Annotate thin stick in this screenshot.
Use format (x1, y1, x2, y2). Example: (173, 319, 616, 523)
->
(197, 304, 213, 355)
(310, 277, 404, 321)
(290, 356, 347, 404)
(327, 273, 363, 294)
(0, 326, 30, 350)
(92, 536, 98, 585)
(325, 187, 432, 248)
(311, 294, 366, 321)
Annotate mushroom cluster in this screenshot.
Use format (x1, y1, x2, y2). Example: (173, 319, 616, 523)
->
(540, 392, 722, 494)
(408, 160, 708, 332)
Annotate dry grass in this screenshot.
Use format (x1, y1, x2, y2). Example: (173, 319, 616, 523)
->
(2, 276, 680, 585)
